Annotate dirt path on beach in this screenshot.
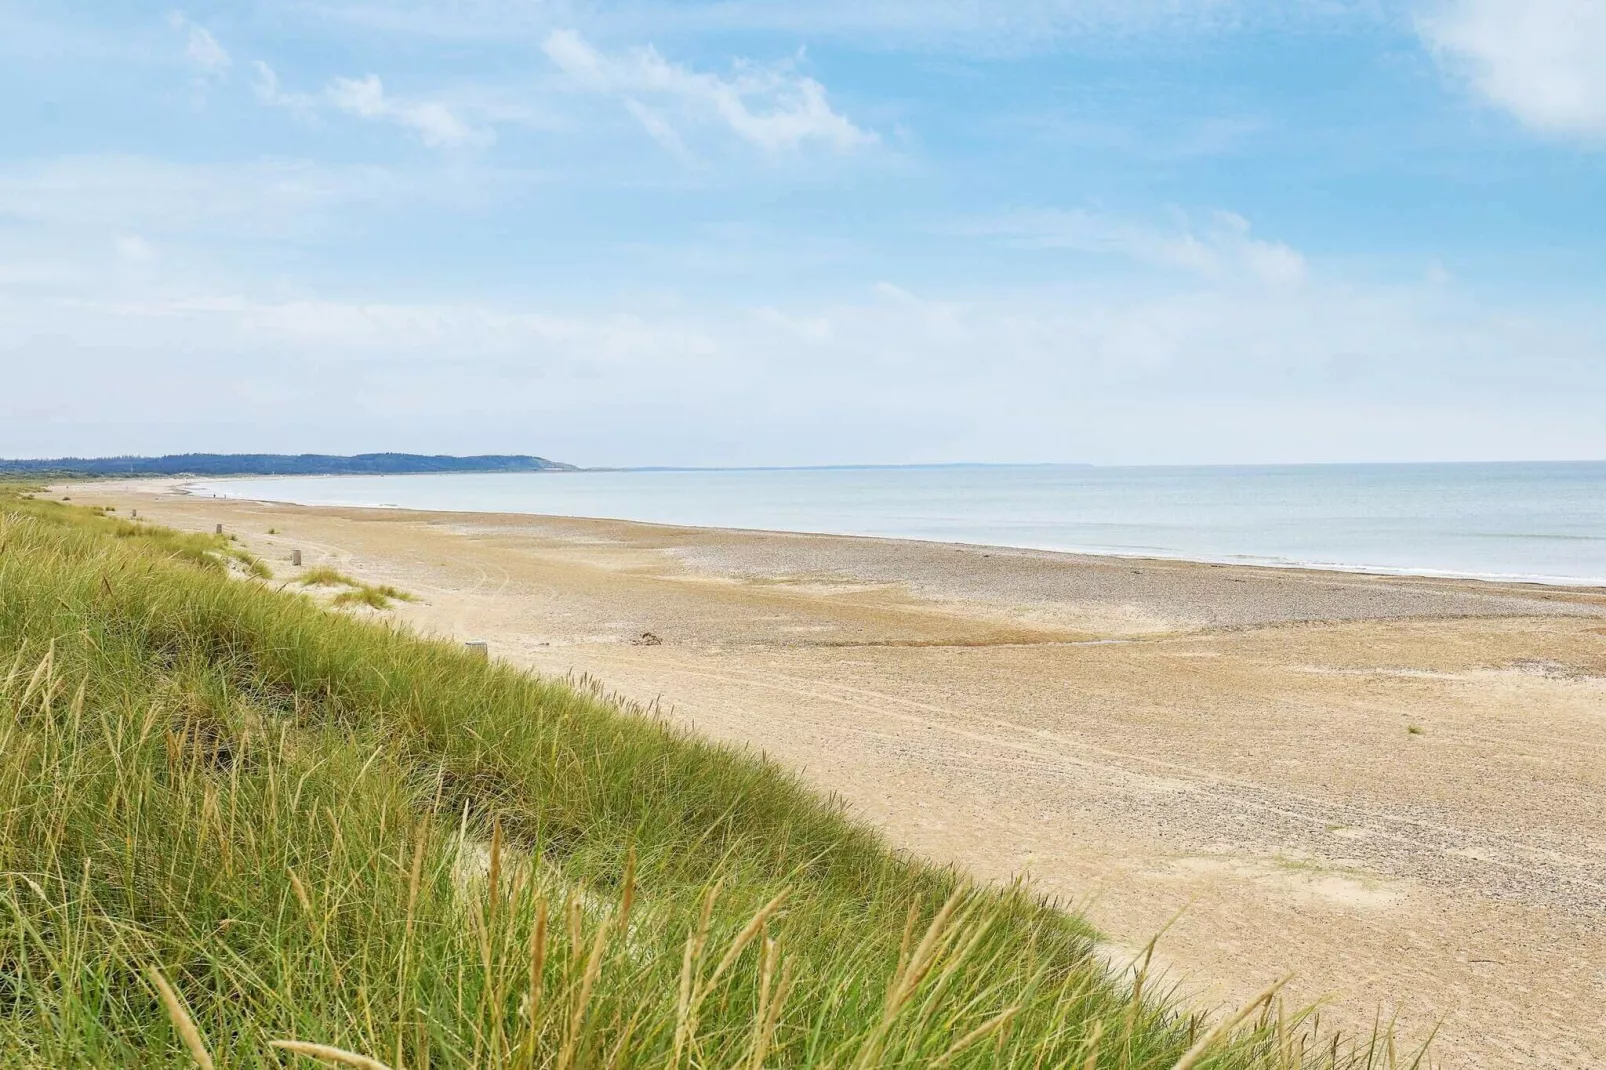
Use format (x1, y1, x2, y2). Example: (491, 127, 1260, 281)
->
(74, 480, 1606, 1067)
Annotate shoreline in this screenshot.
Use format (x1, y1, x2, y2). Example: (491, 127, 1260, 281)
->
(178, 474, 1606, 592)
(55, 477, 1606, 1066)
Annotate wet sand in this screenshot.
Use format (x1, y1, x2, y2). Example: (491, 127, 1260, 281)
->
(72, 480, 1606, 1067)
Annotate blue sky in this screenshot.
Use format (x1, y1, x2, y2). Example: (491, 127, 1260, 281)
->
(2, 0, 1603, 466)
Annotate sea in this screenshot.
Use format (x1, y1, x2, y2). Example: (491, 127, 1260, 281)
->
(190, 461, 1606, 587)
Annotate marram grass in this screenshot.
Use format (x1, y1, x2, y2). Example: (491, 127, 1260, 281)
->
(297, 567, 360, 588)
(330, 584, 417, 611)
(294, 565, 414, 609)
(0, 487, 1428, 1068)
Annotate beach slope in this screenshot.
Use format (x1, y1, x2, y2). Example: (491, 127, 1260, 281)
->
(80, 479, 1606, 1068)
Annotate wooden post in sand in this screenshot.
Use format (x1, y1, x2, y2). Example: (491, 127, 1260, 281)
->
(465, 641, 489, 660)
(131, 509, 137, 519)
(215, 523, 223, 535)
(291, 549, 302, 567)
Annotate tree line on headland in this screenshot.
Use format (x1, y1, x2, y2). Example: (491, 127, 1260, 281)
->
(0, 452, 578, 477)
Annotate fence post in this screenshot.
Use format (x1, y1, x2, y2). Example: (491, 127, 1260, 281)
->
(291, 549, 302, 567)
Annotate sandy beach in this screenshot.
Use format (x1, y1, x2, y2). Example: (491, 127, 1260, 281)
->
(70, 479, 1606, 1068)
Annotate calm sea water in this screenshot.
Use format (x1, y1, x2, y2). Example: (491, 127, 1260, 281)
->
(192, 462, 1606, 586)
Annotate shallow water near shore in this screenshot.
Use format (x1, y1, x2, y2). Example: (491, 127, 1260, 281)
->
(193, 460, 1606, 585)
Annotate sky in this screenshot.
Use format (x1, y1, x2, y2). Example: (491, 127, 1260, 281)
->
(1, 0, 1603, 467)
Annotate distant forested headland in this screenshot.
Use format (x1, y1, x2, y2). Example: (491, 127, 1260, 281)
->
(0, 453, 577, 477)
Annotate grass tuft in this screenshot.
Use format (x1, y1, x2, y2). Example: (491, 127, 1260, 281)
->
(330, 583, 417, 610)
(298, 565, 360, 588)
(297, 563, 415, 609)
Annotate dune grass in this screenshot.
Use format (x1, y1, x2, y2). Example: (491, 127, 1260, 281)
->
(330, 583, 418, 610)
(0, 487, 1423, 1068)
(0, 483, 268, 577)
(296, 565, 416, 609)
(297, 566, 361, 588)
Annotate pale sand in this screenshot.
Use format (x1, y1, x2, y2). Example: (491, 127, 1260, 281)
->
(72, 480, 1606, 1067)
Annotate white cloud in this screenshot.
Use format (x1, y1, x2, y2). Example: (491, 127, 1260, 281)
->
(974, 208, 1308, 287)
(1419, 0, 1606, 139)
(623, 99, 694, 159)
(168, 11, 230, 85)
(252, 62, 491, 148)
(327, 74, 489, 147)
(542, 29, 873, 153)
(186, 27, 229, 74)
(251, 60, 305, 109)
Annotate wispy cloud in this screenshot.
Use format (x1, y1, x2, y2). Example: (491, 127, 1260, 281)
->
(1419, 0, 1606, 140)
(168, 11, 230, 87)
(253, 61, 492, 148)
(0, 151, 527, 314)
(542, 29, 873, 153)
(623, 99, 695, 160)
(327, 74, 489, 147)
(0, 154, 456, 247)
(251, 60, 311, 109)
(970, 209, 1308, 287)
